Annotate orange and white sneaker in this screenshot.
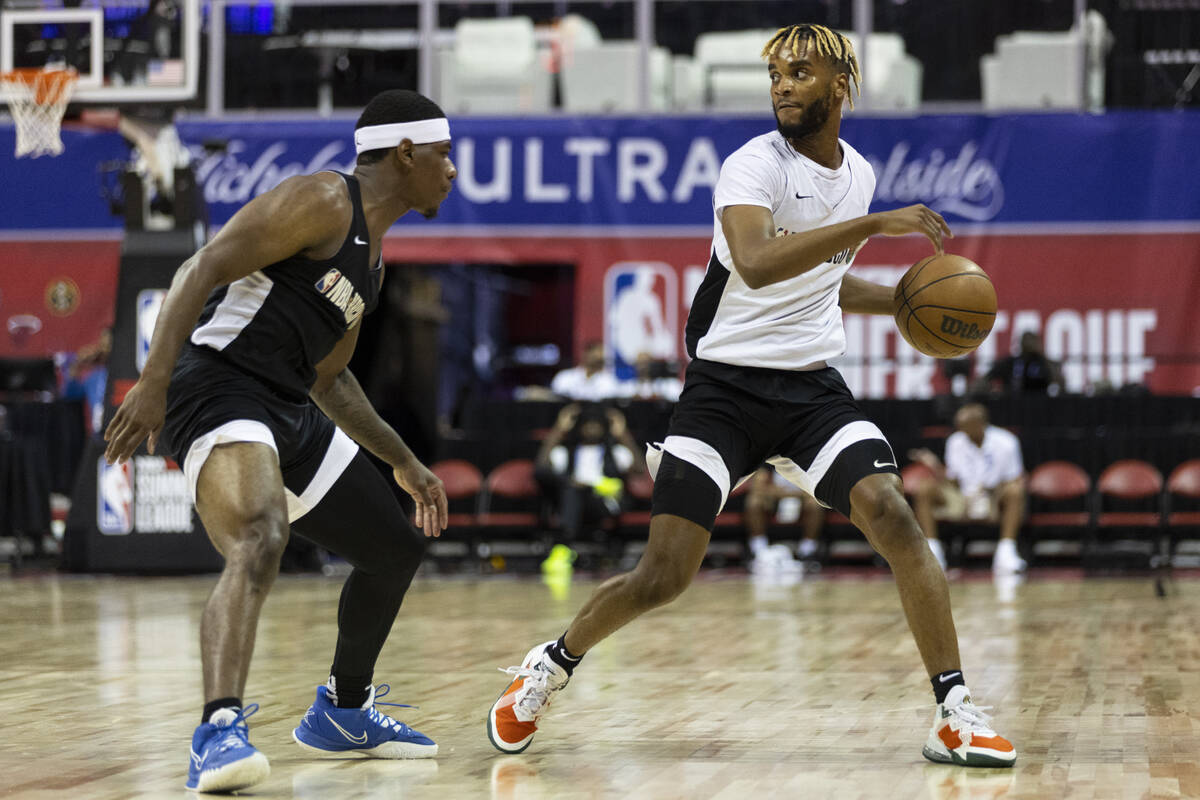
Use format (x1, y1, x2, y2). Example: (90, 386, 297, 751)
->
(486, 641, 570, 753)
(923, 685, 1017, 767)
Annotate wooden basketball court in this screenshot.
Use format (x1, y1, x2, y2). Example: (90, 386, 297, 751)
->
(2, 568, 1198, 799)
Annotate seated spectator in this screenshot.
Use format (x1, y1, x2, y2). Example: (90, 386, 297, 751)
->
(60, 328, 112, 436)
(620, 352, 683, 402)
(744, 465, 824, 573)
(908, 403, 1027, 575)
(536, 403, 643, 547)
(550, 341, 621, 401)
(975, 331, 1063, 395)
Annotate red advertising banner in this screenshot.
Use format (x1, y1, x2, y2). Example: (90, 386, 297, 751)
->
(0, 239, 121, 358)
(384, 230, 1200, 398)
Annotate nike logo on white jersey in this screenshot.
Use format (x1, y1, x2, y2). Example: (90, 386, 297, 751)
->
(795, 193, 812, 199)
(938, 671, 962, 683)
(874, 459, 897, 468)
(324, 712, 369, 744)
(354, 236, 368, 245)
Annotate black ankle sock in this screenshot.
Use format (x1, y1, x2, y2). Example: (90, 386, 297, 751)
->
(931, 670, 965, 704)
(202, 697, 241, 723)
(546, 633, 584, 675)
(330, 674, 372, 709)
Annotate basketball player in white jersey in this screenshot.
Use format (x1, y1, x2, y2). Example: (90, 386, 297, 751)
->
(105, 90, 455, 792)
(488, 25, 1016, 768)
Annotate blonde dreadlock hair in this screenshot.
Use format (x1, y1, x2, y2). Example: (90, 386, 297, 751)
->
(761, 24, 861, 109)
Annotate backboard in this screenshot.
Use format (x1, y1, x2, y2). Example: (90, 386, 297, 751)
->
(1, 0, 199, 105)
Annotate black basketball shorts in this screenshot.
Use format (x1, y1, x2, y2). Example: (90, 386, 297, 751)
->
(646, 358, 900, 519)
(160, 345, 359, 522)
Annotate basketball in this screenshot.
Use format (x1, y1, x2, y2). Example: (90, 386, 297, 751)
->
(892, 254, 997, 358)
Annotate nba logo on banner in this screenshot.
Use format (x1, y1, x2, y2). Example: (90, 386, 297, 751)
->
(97, 457, 135, 535)
(604, 262, 678, 381)
(136, 290, 167, 374)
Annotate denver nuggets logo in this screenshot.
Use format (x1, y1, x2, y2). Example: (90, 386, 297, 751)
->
(315, 269, 342, 293)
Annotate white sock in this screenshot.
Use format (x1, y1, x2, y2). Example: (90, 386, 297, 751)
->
(996, 538, 1017, 555)
(749, 535, 769, 556)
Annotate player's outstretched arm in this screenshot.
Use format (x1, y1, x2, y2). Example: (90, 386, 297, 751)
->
(310, 330, 448, 537)
(722, 203, 952, 290)
(103, 174, 349, 465)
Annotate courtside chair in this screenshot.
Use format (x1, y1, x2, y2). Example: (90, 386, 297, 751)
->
(429, 459, 483, 529)
(1093, 459, 1164, 568)
(1165, 460, 1200, 561)
(429, 459, 484, 563)
(479, 459, 543, 529)
(693, 29, 778, 110)
(439, 17, 552, 113)
(1027, 460, 1093, 565)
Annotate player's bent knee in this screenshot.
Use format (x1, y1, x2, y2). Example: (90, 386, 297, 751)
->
(851, 477, 923, 556)
(226, 505, 290, 580)
(377, 525, 428, 574)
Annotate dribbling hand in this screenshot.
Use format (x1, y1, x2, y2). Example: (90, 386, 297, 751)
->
(875, 204, 953, 254)
(393, 461, 449, 537)
(103, 379, 167, 465)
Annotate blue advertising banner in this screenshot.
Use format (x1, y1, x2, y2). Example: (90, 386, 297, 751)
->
(2, 111, 1197, 232)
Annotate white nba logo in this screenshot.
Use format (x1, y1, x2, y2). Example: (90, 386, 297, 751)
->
(97, 457, 135, 535)
(603, 262, 678, 380)
(136, 290, 167, 373)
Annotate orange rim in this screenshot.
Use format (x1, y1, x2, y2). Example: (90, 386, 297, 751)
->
(1, 67, 77, 105)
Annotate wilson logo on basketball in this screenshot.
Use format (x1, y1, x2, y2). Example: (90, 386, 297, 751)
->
(315, 268, 365, 328)
(940, 315, 988, 340)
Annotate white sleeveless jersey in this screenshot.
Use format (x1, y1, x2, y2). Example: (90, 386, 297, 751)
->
(685, 131, 876, 370)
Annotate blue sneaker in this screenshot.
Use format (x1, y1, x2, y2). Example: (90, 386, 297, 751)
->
(293, 684, 438, 759)
(186, 704, 270, 793)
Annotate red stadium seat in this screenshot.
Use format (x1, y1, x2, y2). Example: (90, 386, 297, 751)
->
(1085, 459, 1163, 567)
(430, 459, 483, 528)
(1028, 460, 1092, 527)
(625, 472, 654, 502)
(900, 462, 936, 497)
(617, 472, 655, 532)
(479, 459, 542, 529)
(1166, 460, 1200, 533)
(1025, 461, 1093, 564)
(1097, 460, 1163, 528)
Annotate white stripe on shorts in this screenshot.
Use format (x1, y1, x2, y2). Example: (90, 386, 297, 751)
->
(768, 420, 892, 506)
(284, 427, 359, 522)
(183, 420, 278, 504)
(646, 435, 741, 512)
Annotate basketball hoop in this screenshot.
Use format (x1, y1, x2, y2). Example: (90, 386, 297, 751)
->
(1, 67, 78, 158)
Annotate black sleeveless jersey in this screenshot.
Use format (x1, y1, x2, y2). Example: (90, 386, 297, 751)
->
(188, 173, 382, 402)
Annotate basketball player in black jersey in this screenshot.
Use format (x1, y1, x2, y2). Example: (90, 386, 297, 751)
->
(104, 90, 456, 793)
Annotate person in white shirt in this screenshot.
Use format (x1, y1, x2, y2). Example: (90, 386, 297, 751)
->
(550, 341, 621, 401)
(489, 24, 1015, 769)
(618, 352, 684, 402)
(535, 403, 641, 542)
(909, 404, 1027, 575)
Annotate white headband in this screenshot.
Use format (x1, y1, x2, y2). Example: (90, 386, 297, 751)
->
(354, 118, 451, 154)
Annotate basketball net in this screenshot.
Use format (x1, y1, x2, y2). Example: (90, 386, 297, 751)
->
(1, 67, 78, 158)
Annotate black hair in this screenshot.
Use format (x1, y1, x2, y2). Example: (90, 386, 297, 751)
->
(355, 90, 446, 166)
